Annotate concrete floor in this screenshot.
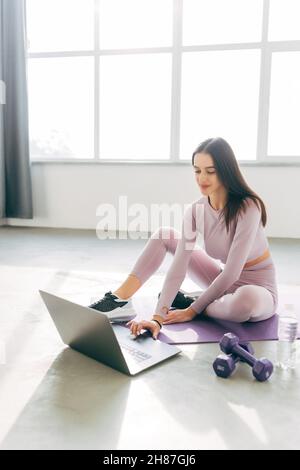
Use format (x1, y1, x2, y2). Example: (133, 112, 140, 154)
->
(0, 226, 300, 450)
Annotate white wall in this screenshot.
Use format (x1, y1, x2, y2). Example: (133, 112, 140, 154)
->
(6, 162, 300, 238)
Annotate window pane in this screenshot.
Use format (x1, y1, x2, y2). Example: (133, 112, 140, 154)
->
(99, 0, 172, 49)
(180, 50, 260, 160)
(269, 0, 300, 41)
(183, 0, 263, 46)
(268, 52, 300, 156)
(26, 0, 94, 52)
(28, 58, 94, 159)
(99, 54, 172, 159)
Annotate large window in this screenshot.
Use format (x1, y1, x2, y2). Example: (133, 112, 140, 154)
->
(26, 0, 300, 162)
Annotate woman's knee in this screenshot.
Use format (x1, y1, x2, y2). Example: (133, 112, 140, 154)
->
(151, 226, 179, 239)
(150, 226, 180, 252)
(230, 285, 272, 322)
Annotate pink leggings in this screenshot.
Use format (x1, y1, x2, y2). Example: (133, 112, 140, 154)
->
(130, 227, 276, 323)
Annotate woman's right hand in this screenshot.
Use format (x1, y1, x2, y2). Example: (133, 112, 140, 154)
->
(126, 319, 161, 340)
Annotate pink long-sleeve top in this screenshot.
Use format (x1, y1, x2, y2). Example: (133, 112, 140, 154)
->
(153, 195, 271, 320)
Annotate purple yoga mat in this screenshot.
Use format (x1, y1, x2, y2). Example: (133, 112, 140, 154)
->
(158, 315, 283, 344)
(122, 291, 300, 344)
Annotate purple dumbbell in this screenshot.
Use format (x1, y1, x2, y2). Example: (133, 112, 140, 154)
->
(220, 333, 273, 382)
(213, 342, 255, 379)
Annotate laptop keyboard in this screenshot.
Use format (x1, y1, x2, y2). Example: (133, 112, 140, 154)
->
(120, 342, 152, 363)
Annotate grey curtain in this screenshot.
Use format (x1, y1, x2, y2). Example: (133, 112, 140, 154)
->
(0, 0, 33, 219)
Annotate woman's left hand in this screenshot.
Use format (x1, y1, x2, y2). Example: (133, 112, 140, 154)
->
(162, 307, 197, 325)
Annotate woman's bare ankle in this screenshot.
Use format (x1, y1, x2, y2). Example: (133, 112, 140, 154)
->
(113, 274, 141, 300)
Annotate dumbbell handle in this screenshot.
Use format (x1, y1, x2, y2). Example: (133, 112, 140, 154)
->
(230, 342, 254, 363)
(232, 344, 256, 367)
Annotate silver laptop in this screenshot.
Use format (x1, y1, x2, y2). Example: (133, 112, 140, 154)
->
(39, 290, 181, 376)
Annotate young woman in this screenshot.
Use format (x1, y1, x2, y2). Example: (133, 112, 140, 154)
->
(89, 137, 278, 340)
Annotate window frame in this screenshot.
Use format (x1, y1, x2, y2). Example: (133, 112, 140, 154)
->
(27, 0, 300, 166)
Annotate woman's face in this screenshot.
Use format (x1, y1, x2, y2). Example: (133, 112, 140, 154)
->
(193, 152, 224, 196)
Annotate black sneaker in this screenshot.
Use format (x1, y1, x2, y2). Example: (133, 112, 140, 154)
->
(88, 291, 136, 322)
(157, 289, 195, 309)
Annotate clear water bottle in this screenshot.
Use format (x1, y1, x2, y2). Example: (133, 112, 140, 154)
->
(276, 304, 298, 370)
